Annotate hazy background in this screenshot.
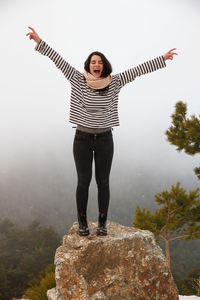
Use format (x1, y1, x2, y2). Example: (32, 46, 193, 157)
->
(0, 0, 200, 233)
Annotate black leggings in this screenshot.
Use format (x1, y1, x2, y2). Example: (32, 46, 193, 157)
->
(73, 129, 114, 215)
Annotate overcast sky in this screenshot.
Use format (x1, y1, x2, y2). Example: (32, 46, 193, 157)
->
(0, 0, 200, 188)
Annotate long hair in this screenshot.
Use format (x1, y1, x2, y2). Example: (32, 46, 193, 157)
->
(84, 51, 112, 78)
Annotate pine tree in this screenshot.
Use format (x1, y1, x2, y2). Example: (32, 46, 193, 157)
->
(133, 182, 200, 269)
(166, 101, 200, 179)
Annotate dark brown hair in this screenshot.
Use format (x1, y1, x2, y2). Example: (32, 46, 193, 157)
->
(84, 51, 112, 78)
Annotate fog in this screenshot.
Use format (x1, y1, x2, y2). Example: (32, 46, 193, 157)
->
(0, 0, 200, 233)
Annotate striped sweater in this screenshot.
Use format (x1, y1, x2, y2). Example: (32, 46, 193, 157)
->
(35, 40, 166, 128)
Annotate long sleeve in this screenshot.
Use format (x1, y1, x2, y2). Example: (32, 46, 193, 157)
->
(117, 56, 166, 87)
(35, 40, 77, 81)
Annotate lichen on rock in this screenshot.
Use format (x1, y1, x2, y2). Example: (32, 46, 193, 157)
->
(48, 221, 179, 300)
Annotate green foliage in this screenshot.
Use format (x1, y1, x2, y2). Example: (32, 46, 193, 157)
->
(194, 277, 200, 296)
(178, 268, 200, 296)
(194, 167, 200, 180)
(132, 206, 158, 235)
(133, 182, 200, 241)
(133, 182, 200, 268)
(166, 101, 200, 179)
(24, 264, 55, 300)
(0, 219, 60, 300)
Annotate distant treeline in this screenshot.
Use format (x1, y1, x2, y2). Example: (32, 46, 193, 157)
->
(0, 219, 60, 300)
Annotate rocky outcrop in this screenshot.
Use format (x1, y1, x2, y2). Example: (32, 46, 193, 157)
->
(49, 221, 179, 300)
(47, 288, 57, 300)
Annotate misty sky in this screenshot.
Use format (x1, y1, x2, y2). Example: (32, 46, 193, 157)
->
(1, 0, 200, 191)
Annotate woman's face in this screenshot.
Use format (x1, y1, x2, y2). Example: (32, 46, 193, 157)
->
(89, 55, 103, 78)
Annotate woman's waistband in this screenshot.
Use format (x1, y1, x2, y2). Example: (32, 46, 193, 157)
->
(76, 125, 111, 134)
(75, 128, 112, 137)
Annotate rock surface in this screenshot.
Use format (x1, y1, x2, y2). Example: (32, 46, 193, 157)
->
(50, 221, 179, 300)
(47, 288, 57, 300)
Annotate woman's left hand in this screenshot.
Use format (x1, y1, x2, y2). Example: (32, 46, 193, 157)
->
(163, 48, 178, 61)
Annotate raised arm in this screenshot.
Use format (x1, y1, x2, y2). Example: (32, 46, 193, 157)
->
(117, 48, 178, 87)
(26, 26, 77, 81)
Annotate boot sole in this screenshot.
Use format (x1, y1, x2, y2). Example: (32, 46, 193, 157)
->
(96, 230, 107, 236)
(78, 230, 90, 236)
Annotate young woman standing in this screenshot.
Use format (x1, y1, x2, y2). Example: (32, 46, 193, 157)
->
(26, 26, 177, 236)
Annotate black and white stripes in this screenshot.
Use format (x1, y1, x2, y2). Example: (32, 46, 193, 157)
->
(35, 40, 166, 128)
(119, 56, 166, 86)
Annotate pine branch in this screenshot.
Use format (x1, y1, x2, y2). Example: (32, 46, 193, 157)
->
(169, 231, 200, 241)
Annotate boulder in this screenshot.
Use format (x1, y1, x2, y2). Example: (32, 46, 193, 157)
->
(50, 221, 179, 300)
(47, 287, 57, 300)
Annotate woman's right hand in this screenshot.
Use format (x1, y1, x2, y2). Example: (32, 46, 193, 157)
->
(26, 26, 41, 44)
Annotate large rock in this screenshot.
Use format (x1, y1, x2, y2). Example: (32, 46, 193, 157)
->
(50, 221, 179, 300)
(47, 288, 57, 300)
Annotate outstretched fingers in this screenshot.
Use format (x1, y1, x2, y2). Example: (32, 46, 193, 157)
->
(26, 26, 35, 37)
(26, 26, 38, 41)
(28, 26, 35, 33)
(169, 48, 177, 52)
(168, 48, 178, 56)
(163, 48, 178, 61)
(26, 26, 41, 44)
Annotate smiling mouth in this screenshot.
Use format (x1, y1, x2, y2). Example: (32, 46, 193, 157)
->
(94, 70, 100, 73)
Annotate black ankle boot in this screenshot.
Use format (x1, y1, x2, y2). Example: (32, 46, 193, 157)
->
(77, 213, 89, 236)
(96, 213, 107, 236)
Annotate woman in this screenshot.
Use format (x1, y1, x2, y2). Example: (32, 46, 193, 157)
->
(26, 26, 177, 236)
